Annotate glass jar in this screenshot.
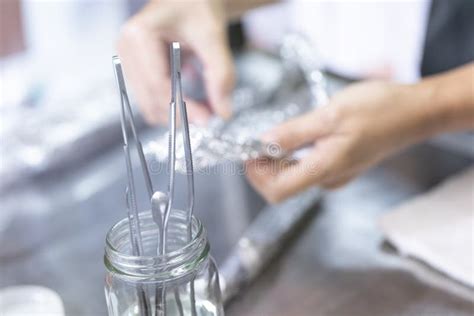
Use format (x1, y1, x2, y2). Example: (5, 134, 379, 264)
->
(104, 210, 224, 316)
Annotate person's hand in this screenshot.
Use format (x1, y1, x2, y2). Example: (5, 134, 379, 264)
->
(117, 0, 234, 125)
(246, 81, 426, 203)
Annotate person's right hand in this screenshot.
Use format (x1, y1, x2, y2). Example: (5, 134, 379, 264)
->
(117, 0, 235, 125)
(245, 81, 427, 203)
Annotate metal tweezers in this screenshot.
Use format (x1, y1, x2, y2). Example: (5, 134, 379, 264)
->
(164, 42, 197, 316)
(113, 56, 154, 316)
(164, 42, 195, 243)
(112, 42, 196, 316)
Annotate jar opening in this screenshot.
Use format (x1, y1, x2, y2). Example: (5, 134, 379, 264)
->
(104, 210, 209, 282)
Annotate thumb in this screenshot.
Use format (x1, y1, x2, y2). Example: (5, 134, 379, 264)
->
(191, 30, 235, 120)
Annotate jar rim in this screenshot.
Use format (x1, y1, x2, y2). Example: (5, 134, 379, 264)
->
(104, 210, 209, 281)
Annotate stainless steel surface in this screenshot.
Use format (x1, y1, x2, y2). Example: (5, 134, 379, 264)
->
(114, 56, 149, 258)
(280, 33, 329, 106)
(220, 188, 322, 303)
(113, 44, 198, 316)
(114, 60, 153, 316)
(146, 35, 332, 172)
(171, 43, 195, 241)
(115, 55, 152, 313)
(151, 191, 167, 254)
(170, 42, 197, 316)
(145, 90, 312, 173)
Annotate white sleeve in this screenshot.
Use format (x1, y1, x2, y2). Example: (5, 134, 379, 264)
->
(244, 0, 432, 83)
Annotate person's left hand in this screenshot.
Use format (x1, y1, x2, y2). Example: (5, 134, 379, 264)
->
(117, 0, 234, 125)
(245, 80, 425, 203)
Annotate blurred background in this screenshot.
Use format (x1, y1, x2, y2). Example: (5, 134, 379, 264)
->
(0, 1, 473, 316)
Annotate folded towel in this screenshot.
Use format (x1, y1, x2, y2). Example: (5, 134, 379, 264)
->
(379, 166, 474, 287)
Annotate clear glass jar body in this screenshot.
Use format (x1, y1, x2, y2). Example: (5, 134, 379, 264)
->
(104, 210, 224, 316)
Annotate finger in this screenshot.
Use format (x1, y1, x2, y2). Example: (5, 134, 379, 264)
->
(120, 59, 167, 125)
(246, 159, 283, 203)
(117, 21, 170, 124)
(183, 99, 212, 126)
(117, 39, 161, 123)
(320, 174, 354, 190)
(246, 150, 328, 203)
(261, 108, 334, 152)
(271, 152, 327, 201)
(188, 28, 235, 120)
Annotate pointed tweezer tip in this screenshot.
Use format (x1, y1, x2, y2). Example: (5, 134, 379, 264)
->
(112, 55, 121, 65)
(171, 42, 181, 74)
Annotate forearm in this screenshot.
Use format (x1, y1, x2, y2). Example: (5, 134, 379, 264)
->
(418, 63, 474, 132)
(405, 63, 474, 144)
(224, 0, 277, 20)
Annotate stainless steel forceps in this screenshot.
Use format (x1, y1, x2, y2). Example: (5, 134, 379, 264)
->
(163, 42, 195, 245)
(113, 56, 155, 254)
(113, 56, 155, 316)
(160, 42, 197, 316)
(112, 41, 196, 316)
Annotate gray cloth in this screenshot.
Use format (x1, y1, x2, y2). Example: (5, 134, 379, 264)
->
(421, 0, 474, 76)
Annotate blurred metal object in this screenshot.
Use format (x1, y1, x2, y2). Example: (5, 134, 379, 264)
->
(151, 191, 167, 252)
(146, 34, 331, 172)
(113, 56, 151, 253)
(280, 33, 329, 106)
(113, 56, 152, 316)
(145, 91, 310, 173)
(0, 81, 121, 191)
(219, 188, 321, 303)
(168, 42, 197, 316)
(167, 42, 195, 242)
